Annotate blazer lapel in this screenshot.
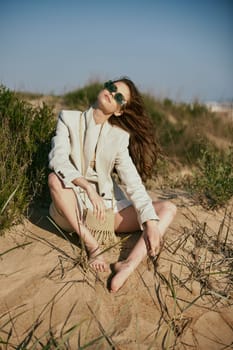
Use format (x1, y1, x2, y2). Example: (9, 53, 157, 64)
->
(83, 108, 111, 175)
(95, 121, 112, 163)
(83, 109, 112, 176)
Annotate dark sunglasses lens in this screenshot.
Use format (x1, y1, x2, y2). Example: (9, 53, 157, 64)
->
(115, 93, 125, 105)
(104, 80, 117, 93)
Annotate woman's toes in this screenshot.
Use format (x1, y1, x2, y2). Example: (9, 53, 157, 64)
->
(90, 259, 109, 272)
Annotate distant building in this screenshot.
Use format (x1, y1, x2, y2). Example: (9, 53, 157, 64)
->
(205, 101, 233, 119)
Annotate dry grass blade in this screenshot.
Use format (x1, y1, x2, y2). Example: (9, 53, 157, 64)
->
(77, 315, 97, 348)
(87, 303, 116, 349)
(156, 270, 183, 313)
(47, 215, 77, 254)
(154, 276, 170, 322)
(0, 242, 32, 258)
(216, 206, 228, 245)
(27, 231, 78, 264)
(181, 293, 208, 312)
(4, 284, 78, 349)
(55, 320, 89, 350)
(78, 334, 105, 349)
(0, 185, 19, 214)
(59, 301, 78, 338)
(26, 313, 88, 350)
(171, 273, 192, 294)
(166, 227, 192, 255)
(16, 319, 43, 349)
(137, 270, 159, 309)
(223, 204, 233, 248)
(0, 306, 29, 337)
(28, 283, 73, 334)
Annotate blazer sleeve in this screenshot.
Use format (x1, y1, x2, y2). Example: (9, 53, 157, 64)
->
(115, 133, 159, 226)
(48, 111, 83, 187)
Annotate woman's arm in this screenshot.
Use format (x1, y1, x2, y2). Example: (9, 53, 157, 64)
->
(114, 134, 159, 227)
(115, 137, 161, 256)
(48, 111, 82, 186)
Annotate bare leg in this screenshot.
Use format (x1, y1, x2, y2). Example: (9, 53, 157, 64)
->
(110, 201, 177, 292)
(48, 173, 109, 272)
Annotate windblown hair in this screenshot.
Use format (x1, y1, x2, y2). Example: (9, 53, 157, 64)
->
(109, 77, 160, 181)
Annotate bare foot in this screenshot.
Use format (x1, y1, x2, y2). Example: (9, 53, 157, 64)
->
(88, 247, 109, 272)
(110, 261, 134, 293)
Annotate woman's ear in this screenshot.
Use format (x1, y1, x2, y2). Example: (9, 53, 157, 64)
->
(114, 110, 123, 117)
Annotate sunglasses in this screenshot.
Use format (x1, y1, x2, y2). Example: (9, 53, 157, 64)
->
(104, 80, 127, 107)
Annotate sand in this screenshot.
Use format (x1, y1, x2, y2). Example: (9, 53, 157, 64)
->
(0, 190, 232, 349)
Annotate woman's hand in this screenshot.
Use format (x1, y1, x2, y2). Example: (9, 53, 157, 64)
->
(72, 177, 106, 222)
(143, 220, 161, 257)
(86, 184, 106, 222)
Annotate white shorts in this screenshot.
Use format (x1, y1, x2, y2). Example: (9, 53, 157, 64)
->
(49, 196, 132, 233)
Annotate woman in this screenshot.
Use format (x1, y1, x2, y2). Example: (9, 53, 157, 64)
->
(48, 77, 177, 293)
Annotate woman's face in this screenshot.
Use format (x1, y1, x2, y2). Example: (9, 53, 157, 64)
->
(97, 81, 131, 115)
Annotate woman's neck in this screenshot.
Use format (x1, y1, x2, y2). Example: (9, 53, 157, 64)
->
(93, 106, 111, 125)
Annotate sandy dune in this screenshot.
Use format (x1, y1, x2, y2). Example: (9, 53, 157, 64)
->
(0, 191, 232, 349)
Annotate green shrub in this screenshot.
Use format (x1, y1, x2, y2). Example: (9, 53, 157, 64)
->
(143, 94, 233, 170)
(190, 146, 233, 208)
(0, 85, 55, 233)
(63, 81, 103, 110)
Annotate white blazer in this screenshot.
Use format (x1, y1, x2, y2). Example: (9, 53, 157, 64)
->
(48, 107, 159, 225)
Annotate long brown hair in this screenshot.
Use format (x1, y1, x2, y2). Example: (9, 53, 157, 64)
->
(109, 77, 160, 181)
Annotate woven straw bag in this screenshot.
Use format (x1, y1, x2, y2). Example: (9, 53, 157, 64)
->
(83, 207, 117, 246)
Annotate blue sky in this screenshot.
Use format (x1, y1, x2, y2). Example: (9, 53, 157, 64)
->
(1, 0, 232, 102)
